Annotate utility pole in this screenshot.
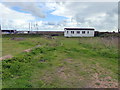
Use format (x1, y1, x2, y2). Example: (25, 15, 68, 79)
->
(0, 24, 1, 35)
(36, 22, 38, 30)
(30, 22, 33, 32)
(0, 24, 1, 30)
(29, 22, 31, 31)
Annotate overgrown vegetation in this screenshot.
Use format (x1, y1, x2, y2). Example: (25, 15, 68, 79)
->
(2, 34, 118, 88)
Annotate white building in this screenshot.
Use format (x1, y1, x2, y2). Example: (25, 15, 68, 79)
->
(64, 28, 95, 37)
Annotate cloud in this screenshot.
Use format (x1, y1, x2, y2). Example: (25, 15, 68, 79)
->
(0, 1, 118, 31)
(2, 2, 45, 18)
(46, 2, 118, 31)
(0, 3, 36, 30)
(1, 0, 118, 2)
(0, 2, 59, 31)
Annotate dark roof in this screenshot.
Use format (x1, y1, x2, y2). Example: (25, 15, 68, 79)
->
(1, 30, 16, 32)
(64, 28, 95, 30)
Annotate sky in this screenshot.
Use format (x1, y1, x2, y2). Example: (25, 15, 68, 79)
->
(0, 0, 118, 32)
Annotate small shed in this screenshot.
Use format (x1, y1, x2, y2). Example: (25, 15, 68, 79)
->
(64, 27, 95, 37)
(1, 30, 16, 34)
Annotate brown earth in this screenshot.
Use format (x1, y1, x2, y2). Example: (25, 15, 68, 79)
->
(88, 73, 118, 88)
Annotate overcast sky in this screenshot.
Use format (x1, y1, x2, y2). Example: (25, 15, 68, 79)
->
(0, 0, 118, 31)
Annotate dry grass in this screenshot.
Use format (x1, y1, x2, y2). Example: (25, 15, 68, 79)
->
(79, 37, 118, 49)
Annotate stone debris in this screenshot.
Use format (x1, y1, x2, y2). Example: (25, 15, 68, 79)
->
(23, 45, 41, 53)
(10, 37, 25, 41)
(0, 55, 13, 60)
(23, 48, 32, 52)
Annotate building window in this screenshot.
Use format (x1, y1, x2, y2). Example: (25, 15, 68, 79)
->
(77, 31, 80, 34)
(71, 31, 74, 34)
(67, 31, 69, 34)
(82, 31, 85, 34)
(87, 31, 89, 34)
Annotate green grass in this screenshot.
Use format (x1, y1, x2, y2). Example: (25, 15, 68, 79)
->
(2, 34, 54, 56)
(2, 34, 118, 88)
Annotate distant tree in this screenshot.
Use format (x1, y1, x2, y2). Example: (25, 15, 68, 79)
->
(113, 31, 115, 33)
(118, 29, 120, 33)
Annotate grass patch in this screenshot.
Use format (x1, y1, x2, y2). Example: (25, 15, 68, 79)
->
(2, 35, 118, 88)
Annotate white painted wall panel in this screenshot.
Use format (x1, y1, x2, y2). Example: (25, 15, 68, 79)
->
(64, 30, 94, 37)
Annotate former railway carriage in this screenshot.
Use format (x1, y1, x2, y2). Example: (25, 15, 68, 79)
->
(64, 28, 95, 37)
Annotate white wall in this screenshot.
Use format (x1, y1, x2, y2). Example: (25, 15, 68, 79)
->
(64, 30, 94, 37)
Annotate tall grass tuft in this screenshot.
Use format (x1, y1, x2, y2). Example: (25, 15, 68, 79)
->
(79, 37, 118, 49)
